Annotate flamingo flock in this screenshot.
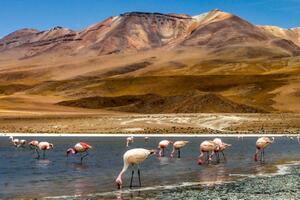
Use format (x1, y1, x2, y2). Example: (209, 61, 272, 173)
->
(7, 135, 280, 190)
(9, 136, 26, 148)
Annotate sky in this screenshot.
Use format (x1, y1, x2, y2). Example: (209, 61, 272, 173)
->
(1, 0, 300, 38)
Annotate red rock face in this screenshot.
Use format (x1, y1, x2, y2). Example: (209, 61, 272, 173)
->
(1, 10, 300, 59)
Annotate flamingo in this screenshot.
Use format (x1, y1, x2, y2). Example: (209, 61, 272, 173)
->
(254, 137, 274, 163)
(29, 140, 40, 158)
(213, 138, 231, 162)
(144, 136, 149, 142)
(30, 141, 53, 159)
(66, 142, 92, 163)
(170, 141, 189, 158)
(115, 148, 156, 189)
(9, 136, 26, 147)
(126, 136, 134, 147)
(158, 140, 172, 157)
(198, 140, 219, 165)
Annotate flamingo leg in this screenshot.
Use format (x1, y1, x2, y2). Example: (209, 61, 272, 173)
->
(43, 150, 46, 159)
(138, 168, 141, 187)
(178, 149, 181, 158)
(162, 148, 165, 157)
(260, 150, 263, 163)
(254, 149, 259, 162)
(209, 151, 215, 163)
(216, 152, 220, 163)
(80, 151, 89, 164)
(35, 149, 40, 159)
(130, 169, 134, 188)
(262, 149, 265, 163)
(221, 151, 226, 162)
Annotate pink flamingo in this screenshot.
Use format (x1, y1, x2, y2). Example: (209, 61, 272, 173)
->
(198, 140, 219, 165)
(213, 138, 231, 162)
(254, 137, 274, 162)
(126, 136, 134, 147)
(170, 141, 189, 158)
(66, 142, 92, 163)
(29, 141, 53, 159)
(115, 148, 156, 189)
(158, 140, 172, 157)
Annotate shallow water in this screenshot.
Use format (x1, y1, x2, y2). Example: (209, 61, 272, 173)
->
(0, 136, 299, 199)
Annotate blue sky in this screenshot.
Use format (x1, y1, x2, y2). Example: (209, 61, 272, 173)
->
(1, 0, 300, 38)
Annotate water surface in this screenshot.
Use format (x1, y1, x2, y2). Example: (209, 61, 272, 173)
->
(0, 136, 299, 199)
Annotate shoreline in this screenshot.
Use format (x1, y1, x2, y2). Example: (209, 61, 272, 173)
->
(1, 132, 298, 137)
(0, 113, 299, 135)
(41, 160, 300, 200)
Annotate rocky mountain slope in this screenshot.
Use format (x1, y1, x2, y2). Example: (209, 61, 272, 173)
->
(0, 9, 300, 114)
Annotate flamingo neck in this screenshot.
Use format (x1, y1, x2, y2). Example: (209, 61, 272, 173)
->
(116, 162, 129, 184)
(170, 147, 176, 157)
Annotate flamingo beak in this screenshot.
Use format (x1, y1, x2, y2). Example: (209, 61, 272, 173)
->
(150, 149, 157, 155)
(116, 182, 122, 189)
(198, 159, 204, 165)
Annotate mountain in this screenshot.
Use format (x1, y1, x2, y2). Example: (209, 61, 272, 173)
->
(0, 9, 300, 114)
(1, 10, 300, 59)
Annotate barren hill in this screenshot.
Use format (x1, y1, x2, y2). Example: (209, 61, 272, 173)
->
(0, 9, 300, 114)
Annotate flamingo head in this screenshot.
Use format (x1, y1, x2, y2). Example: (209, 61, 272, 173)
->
(198, 158, 204, 165)
(9, 136, 13, 141)
(149, 149, 157, 155)
(115, 177, 122, 189)
(224, 143, 231, 147)
(270, 137, 275, 143)
(49, 143, 54, 149)
(66, 148, 76, 156)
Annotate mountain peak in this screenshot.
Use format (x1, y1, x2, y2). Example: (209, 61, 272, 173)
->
(192, 9, 233, 24)
(1, 28, 38, 41)
(120, 11, 192, 19)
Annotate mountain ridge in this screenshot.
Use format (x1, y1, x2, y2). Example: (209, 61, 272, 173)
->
(1, 9, 300, 59)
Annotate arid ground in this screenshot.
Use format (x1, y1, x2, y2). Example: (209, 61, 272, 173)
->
(0, 109, 299, 134)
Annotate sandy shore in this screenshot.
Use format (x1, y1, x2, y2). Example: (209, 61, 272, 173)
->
(0, 113, 299, 134)
(1, 133, 295, 137)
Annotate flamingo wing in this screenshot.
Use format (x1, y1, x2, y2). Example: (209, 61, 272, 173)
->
(79, 142, 92, 149)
